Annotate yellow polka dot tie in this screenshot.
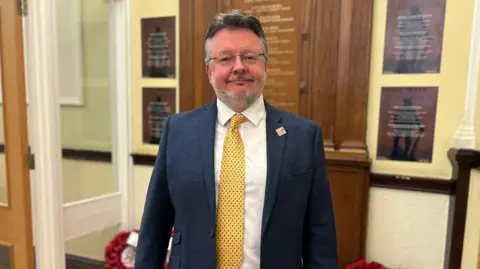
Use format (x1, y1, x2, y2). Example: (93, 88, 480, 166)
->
(216, 113, 246, 269)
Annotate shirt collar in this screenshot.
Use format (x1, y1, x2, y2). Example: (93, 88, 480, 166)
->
(217, 94, 266, 127)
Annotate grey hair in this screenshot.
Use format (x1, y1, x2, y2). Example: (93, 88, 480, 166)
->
(204, 10, 268, 64)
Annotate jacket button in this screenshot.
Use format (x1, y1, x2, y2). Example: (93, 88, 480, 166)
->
(209, 228, 214, 237)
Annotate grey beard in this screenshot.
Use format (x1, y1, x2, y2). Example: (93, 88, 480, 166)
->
(210, 74, 266, 111)
(213, 86, 263, 112)
(218, 89, 257, 104)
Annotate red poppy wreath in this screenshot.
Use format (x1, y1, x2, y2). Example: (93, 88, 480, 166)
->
(102, 230, 138, 269)
(102, 229, 173, 269)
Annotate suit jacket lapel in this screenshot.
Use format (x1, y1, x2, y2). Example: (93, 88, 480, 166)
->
(196, 101, 217, 222)
(262, 102, 287, 237)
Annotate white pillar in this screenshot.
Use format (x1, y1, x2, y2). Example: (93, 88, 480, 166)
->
(110, 0, 135, 231)
(25, 0, 66, 267)
(452, 0, 480, 149)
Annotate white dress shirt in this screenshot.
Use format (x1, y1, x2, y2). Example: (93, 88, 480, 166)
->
(214, 95, 267, 269)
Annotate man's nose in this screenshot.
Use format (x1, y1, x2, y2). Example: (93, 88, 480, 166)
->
(232, 56, 247, 74)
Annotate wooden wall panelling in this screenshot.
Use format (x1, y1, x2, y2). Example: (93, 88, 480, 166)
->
(218, 0, 230, 11)
(298, 0, 310, 120)
(180, 0, 221, 111)
(308, 0, 340, 151)
(327, 159, 371, 268)
(179, 0, 195, 112)
(333, 0, 373, 154)
(193, 0, 218, 107)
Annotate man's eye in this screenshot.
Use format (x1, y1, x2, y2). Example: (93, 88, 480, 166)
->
(219, 56, 233, 62)
(244, 55, 257, 61)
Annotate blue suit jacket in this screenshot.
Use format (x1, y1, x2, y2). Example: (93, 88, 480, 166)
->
(135, 101, 338, 269)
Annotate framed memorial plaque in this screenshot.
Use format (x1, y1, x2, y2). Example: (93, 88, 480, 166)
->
(142, 87, 176, 145)
(230, 0, 302, 114)
(383, 0, 446, 74)
(141, 16, 176, 78)
(376, 87, 438, 163)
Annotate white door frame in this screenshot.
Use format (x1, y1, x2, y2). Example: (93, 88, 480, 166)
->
(110, 0, 135, 232)
(26, 0, 66, 267)
(25, 0, 132, 267)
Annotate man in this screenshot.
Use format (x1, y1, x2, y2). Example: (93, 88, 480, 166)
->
(135, 10, 338, 269)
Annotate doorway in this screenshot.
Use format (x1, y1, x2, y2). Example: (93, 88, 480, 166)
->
(1, 0, 132, 268)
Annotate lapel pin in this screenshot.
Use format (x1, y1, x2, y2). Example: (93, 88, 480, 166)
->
(276, 127, 287, 136)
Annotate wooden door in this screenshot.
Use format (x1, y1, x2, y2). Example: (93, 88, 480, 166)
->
(0, 0, 35, 268)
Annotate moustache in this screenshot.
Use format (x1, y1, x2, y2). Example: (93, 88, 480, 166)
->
(227, 76, 254, 83)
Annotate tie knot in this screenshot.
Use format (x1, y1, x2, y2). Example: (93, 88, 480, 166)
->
(229, 114, 245, 130)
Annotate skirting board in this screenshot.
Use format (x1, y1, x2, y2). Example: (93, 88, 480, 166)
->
(66, 254, 104, 269)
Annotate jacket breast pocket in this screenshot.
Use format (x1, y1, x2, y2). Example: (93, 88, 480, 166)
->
(279, 169, 312, 208)
(285, 169, 313, 183)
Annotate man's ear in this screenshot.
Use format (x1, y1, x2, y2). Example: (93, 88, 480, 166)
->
(206, 63, 212, 78)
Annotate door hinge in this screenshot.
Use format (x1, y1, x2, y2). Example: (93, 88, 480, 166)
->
(17, 0, 28, 17)
(27, 152, 35, 170)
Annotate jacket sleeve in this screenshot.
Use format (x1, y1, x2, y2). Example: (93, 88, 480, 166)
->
(302, 124, 338, 269)
(134, 116, 175, 269)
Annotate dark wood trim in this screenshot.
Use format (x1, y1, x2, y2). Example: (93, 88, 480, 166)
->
(445, 148, 480, 269)
(131, 151, 373, 168)
(62, 148, 112, 163)
(0, 144, 112, 163)
(452, 148, 480, 169)
(326, 151, 371, 167)
(131, 153, 157, 166)
(371, 173, 456, 195)
(66, 253, 104, 269)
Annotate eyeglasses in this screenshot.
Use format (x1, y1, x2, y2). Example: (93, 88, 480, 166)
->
(207, 53, 267, 67)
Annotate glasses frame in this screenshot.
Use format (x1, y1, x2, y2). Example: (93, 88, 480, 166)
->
(206, 53, 267, 66)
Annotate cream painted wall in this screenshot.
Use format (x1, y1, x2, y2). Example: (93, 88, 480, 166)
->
(65, 226, 119, 261)
(62, 159, 114, 203)
(62, 0, 116, 259)
(60, 159, 116, 259)
(131, 0, 179, 156)
(365, 0, 477, 267)
(134, 165, 154, 229)
(476, 67, 480, 150)
(61, 0, 111, 151)
(131, 0, 179, 233)
(366, 189, 449, 268)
